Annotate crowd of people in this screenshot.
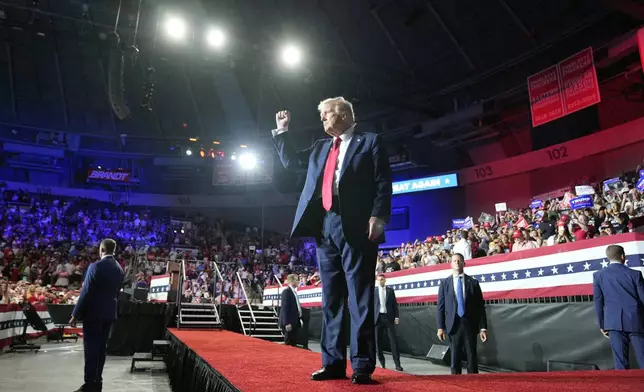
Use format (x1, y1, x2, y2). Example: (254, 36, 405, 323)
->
(0, 184, 318, 306)
(378, 167, 644, 273)
(1, 164, 642, 305)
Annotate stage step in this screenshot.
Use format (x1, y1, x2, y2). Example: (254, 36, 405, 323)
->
(236, 304, 284, 342)
(179, 302, 222, 330)
(130, 352, 165, 373)
(181, 302, 214, 307)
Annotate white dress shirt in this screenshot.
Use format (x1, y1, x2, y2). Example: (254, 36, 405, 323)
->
(452, 238, 472, 260)
(272, 125, 355, 196)
(378, 286, 387, 313)
(453, 274, 466, 302)
(291, 286, 302, 317)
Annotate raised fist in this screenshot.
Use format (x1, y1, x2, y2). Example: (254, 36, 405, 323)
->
(275, 110, 290, 129)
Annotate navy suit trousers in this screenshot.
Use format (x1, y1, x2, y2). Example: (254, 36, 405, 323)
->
(83, 320, 113, 384)
(317, 208, 378, 374)
(609, 331, 644, 369)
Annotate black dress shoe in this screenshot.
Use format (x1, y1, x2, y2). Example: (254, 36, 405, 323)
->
(351, 372, 373, 385)
(73, 383, 101, 392)
(395, 366, 404, 372)
(311, 367, 347, 381)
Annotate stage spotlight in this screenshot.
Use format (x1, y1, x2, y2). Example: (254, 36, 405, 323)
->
(206, 28, 226, 48)
(199, 148, 205, 158)
(209, 149, 215, 159)
(238, 152, 257, 170)
(281, 44, 302, 68)
(186, 148, 193, 156)
(165, 16, 187, 40)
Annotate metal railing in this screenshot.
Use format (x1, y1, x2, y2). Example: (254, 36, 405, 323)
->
(272, 274, 283, 308)
(176, 259, 187, 328)
(236, 271, 256, 325)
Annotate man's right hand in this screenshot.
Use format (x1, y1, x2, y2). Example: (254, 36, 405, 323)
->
(276, 110, 291, 129)
(285, 324, 292, 332)
(437, 328, 446, 341)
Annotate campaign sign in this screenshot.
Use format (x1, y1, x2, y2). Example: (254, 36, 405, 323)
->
(575, 185, 595, 196)
(636, 177, 644, 192)
(639, 169, 644, 178)
(603, 177, 621, 192)
(535, 210, 545, 221)
(392, 173, 458, 195)
(530, 200, 543, 209)
(569, 195, 593, 210)
(452, 219, 466, 229)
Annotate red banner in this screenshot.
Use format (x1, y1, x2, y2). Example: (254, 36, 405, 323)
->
(527, 65, 565, 127)
(559, 47, 601, 115)
(87, 169, 131, 182)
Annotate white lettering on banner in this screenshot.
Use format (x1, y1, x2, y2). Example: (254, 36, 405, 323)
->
(393, 183, 409, 193)
(35, 187, 52, 195)
(87, 169, 131, 182)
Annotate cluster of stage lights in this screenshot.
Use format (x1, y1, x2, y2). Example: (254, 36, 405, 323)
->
(185, 142, 258, 170)
(164, 16, 303, 68)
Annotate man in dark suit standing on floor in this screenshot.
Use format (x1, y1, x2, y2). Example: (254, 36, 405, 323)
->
(374, 274, 403, 371)
(279, 274, 303, 346)
(70, 238, 124, 392)
(272, 97, 392, 384)
(593, 244, 644, 369)
(437, 253, 488, 374)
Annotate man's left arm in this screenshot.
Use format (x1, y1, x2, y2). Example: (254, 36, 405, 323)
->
(71, 263, 97, 322)
(391, 288, 400, 323)
(369, 134, 393, 239)
(474, 280, 488, 341)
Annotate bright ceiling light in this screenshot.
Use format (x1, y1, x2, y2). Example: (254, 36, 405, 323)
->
(185, 148, 192, 156)
(281, 44, 302, 68)
(206, 28, 226, 48)
(238, 152, 257, 170)
(165, 17, 187, 40)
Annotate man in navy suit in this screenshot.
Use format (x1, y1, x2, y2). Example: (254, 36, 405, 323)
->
(279, 274, 303, 346)
(374, 274, 403, 371)
(437, 253, 488, 374)
(70, 238, 124, 392)
(593, 244, 644, 369)
(273, 97, 392, 384)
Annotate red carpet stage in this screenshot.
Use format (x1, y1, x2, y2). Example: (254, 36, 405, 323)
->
(165, 329, 644, 392)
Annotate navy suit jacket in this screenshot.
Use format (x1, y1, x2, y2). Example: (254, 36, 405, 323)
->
(272, 128, 392, 245)
(279, 287, 301, 329)
(593, 262, 644, 333)
(437, 274, 487, 335)
(374, 286, 399, 321)
(72, 255, 124, 323)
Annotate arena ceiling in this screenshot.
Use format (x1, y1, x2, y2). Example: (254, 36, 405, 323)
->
(0, 0, 641, 164)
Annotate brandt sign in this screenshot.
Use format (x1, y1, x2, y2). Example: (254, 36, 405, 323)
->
(87, 169, 131, 182)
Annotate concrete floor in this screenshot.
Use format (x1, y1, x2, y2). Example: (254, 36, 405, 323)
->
(0, 339, 169, 392)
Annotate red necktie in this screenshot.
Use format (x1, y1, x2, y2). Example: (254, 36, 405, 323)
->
(322, 138, 342, 211)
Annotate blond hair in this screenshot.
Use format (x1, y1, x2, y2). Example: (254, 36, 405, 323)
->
(317, 96, 355, 122)
(286, 274, 299, 284)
